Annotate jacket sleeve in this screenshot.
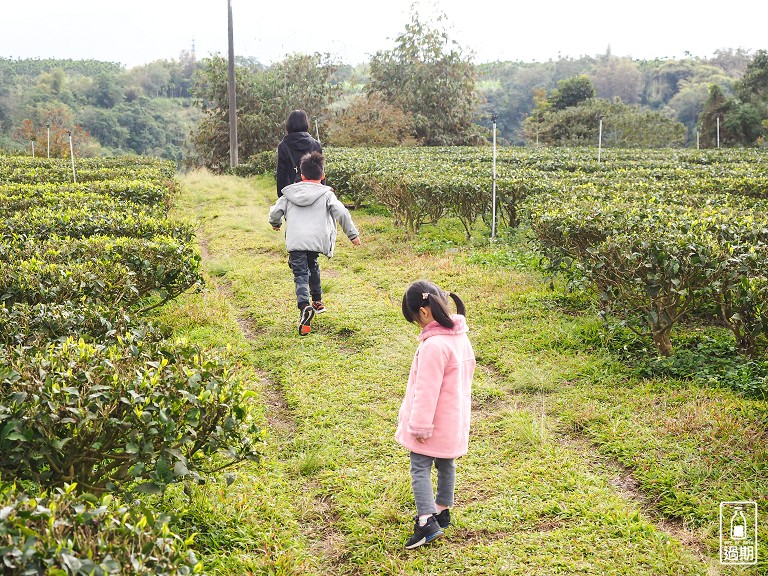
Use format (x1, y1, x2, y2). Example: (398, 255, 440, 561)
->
(268, 198, 287, 228)
(276, 144, 290, 197)
(328, 193, 359, 240)
(407, 340, 446, 439)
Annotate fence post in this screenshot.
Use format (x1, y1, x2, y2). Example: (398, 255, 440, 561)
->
(68, 131, 76, 183)
(491, 114, 497, 241)
(598, 115, 604, 163)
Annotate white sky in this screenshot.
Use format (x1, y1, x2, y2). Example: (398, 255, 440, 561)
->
(1, 0, 764, 68)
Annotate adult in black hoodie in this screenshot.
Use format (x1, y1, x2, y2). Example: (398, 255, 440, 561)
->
(276, 109, 323, 198)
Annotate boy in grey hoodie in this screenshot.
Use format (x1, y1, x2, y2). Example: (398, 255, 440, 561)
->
(269, 151, 361, 335)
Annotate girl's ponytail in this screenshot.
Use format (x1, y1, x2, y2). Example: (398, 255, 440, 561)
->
(447, 291, 466, 317)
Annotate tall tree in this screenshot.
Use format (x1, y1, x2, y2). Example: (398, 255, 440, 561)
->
(698, 84, 730, 147)
(735, 50, 768, 104)
(591, 56, 642, 104)
(548, 76, 595, 110)
(367, 8, 482, 146)
(190, 53, 339, 171)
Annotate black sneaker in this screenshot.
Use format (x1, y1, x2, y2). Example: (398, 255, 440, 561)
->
(404, 515, 443, 549)
(435, 508, 451, 528)
(298, 305, 315, 336)
(312, 301, 327, 314)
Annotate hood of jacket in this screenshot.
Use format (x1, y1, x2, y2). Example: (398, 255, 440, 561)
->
(281, 132, 320, 157)
(417, 315, 469, 341)
(281, 181, 330, 207)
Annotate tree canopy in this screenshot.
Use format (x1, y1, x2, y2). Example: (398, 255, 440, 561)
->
(367, 9, 484, 146)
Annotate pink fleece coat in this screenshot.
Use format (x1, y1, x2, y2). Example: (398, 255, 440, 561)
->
(395, 315, 476, 459)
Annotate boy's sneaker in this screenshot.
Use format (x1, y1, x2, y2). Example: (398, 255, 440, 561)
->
(435, 508, 451, 528)
(298, 305, 315, 336)
(311, 301, 327, 314)
(404, 515, 443, 549)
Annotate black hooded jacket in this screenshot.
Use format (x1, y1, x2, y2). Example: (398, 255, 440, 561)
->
(276, 132, 323, 197)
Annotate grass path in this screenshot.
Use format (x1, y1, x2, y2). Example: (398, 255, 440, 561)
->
(156, 171, 766, 575)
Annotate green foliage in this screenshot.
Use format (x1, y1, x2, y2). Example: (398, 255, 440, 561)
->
(367, 8, 483, 146)
(735, 49, 768, 104)
(293, 145, 768, 362)
(0, 155, 255, 505)
(0, 179, 174, 208)
(0, 482, 201, 575)
(524, 97, 686, 147)
(525, 150, 768, 357)
(548, 75, 595, 110)
(0, 333, 261, 494)
(190, 53, 340, 171)
(167, 169, 757, 573)
(632, 332, 768, 398)
(699, 53, 768, 147)
(0, 57, 201, 161)
(326, 93, 419, 147)
(231, 150, 275, 178)
(0, 155, 177, 184)
(0, 234, 201, 313)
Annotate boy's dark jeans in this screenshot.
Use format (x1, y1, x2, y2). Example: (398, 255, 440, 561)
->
(288, 251, 321, 310)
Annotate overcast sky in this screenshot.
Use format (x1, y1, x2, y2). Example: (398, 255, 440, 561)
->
(1, 0, 764, 68)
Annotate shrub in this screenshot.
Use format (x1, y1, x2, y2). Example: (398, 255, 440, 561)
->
(0, 333, 262, 494)
(0, 482, 201, 575)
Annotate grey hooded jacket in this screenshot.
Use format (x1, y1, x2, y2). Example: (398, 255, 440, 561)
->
(268, 181, 359, 258)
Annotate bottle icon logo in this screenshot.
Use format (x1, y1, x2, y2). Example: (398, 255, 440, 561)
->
(730, 506, 747, 540)
(720, 501, 758, 565)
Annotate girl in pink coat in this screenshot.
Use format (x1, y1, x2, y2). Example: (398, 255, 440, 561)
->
(396, 280, 476, 549)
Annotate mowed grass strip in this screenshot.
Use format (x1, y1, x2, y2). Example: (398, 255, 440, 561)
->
(160, 170, 744, 575)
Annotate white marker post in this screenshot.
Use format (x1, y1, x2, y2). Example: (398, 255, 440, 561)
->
(68, 131, 76, 183)
(491, 114, 497, 241)
(598, 115, 604, 163)
(717, 116, 721, 149)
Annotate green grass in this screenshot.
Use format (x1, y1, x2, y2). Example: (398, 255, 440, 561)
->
(153, 170, 767, 575)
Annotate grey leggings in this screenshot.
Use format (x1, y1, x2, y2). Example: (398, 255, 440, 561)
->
(409, 452, 456, 516)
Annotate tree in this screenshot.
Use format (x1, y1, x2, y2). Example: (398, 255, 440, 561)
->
(79, 107, 129, 149)
(709, 48, 753, 78)
(190, 53, 339, 171)
(14, 103, 98, 157)
(548, 76, 595, 110)
(735, 49, 768, 103)
(87, 73, 125, 108)
(367, 8, 482, 146)
(591, 56, 641, 104)
(524, 98, 685, 147)
(722, 101, 763, 145)
(696, 51, 768, 147)
(326, 93, 418, 147)
(667, 81, 710, 140)
(698, 84, 730, 147)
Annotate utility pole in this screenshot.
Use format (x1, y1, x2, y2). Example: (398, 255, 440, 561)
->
(227, 0, 238, 167)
